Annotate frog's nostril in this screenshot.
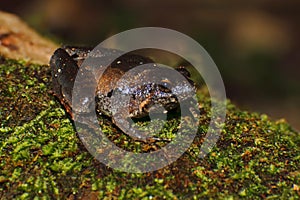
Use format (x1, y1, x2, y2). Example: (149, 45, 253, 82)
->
(176, 66, 191, 78)
(71, 54, 79, 59)
(107, 90, 113, 97)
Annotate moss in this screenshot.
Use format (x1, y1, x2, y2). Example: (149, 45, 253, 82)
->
(0, 57, 299, 199)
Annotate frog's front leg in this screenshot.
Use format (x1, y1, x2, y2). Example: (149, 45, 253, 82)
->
(112, 110, 155, 142)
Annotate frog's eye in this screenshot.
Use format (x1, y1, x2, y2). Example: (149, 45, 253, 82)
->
(160, 79, 172, 89)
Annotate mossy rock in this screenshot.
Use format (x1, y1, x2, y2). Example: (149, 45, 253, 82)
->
(0, 57, 299, 199)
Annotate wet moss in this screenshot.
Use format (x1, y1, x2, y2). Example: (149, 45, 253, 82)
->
(0, 57, 299, 199)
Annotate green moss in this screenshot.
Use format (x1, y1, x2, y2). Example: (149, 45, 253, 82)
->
(0, 57, 299, 199)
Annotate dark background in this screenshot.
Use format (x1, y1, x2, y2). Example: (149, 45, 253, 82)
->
(1, 0, 299, 129)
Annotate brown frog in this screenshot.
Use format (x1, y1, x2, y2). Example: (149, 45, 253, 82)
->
(50, 46, 196, 141)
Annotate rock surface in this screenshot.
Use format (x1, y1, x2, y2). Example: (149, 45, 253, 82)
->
(0, 11, 58, 65)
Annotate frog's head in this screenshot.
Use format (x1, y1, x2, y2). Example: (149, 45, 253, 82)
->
(108, 65, 196, 119)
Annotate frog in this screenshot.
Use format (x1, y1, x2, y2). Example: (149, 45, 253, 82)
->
(50, 46, 196, 142)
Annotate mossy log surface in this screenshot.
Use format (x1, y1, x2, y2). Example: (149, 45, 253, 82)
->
(0, 58, 299, 199)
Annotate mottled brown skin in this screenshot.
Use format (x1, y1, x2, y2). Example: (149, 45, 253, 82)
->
(50, 46, 195, 141)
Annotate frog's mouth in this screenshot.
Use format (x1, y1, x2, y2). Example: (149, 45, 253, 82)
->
(130, 93, 179, 119)
(124, 81, 196, 119)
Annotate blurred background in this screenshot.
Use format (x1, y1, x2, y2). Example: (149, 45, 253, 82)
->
(1, 0, 299, 130)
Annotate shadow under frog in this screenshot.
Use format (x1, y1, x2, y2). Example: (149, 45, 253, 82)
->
(50, 46, 196, 142)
